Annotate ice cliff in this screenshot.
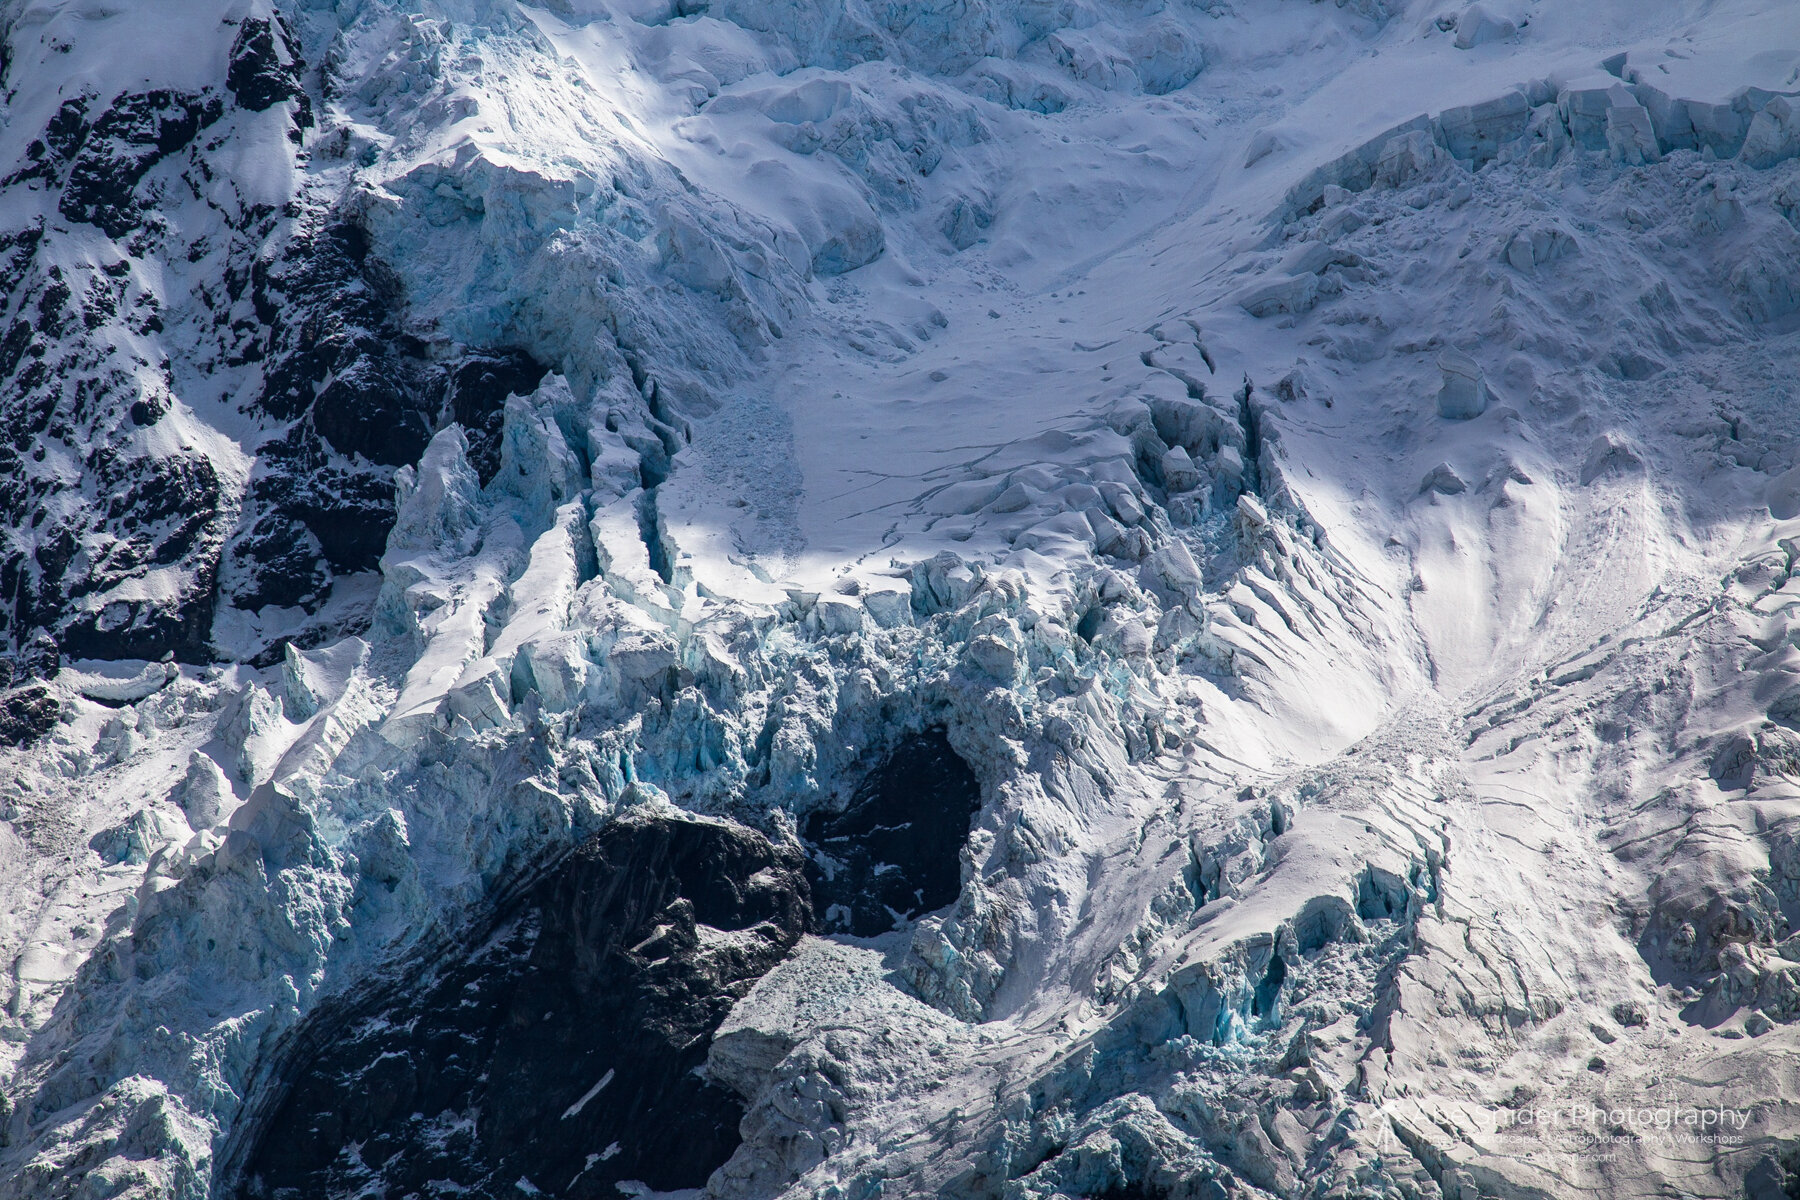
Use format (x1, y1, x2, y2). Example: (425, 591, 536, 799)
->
(1, 0, 1799, 1197)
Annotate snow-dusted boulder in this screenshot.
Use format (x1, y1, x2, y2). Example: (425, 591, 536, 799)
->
(387, 428, 484, 559)
(1730, 245, 1800, 324)
(1580, 432, 1647, 484)
(1742, 95, 1800, 168)
(1418, 463, 1469, 495)
(1560, 83, 1632, 151)
(1685, 97, 1752, 158)
(1283, 115, 1435, 214)
(1452, 2, 1525, 49)
(1234, 492, 1270, 539)
(815, 595, 866, 636)
(1374, 129, 1449, 187)
(171, 752, 235, 829)
(1606, 98, 1661, 163)
(1436, 350, 1490, 419)
(1237, 273, 1319, 318)
(90, 808, 186, 866)
(1160, 446, 1203, 493)
(1435, 90, 1531, 163)
(1769, 465, 1800, 521)
(860, 580, 915, 629)
(1504, 223, 1578, 271)
(281, 639, 369, 722)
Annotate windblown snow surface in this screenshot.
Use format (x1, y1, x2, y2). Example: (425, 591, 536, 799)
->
(2, 0, 1800, 1197)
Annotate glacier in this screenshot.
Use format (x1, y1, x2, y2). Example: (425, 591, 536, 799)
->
(0, 0, 1798, 1197)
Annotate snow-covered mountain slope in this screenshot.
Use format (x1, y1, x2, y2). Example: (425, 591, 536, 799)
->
(1, 0, 1799, 1196)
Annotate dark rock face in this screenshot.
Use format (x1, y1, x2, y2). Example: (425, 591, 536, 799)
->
(804, 728, 981, 937)
(246, 218, 437, 469)
(1, 100, 90, 191)
(448, 350, 553, 486)
(236, 812, 811, 1200)
(0, 684, 59, 748)
(228, 18, 309, 118)
(0, 217, 234, 660)
(0, 44, 277, 661)
(0, 15, 418, 663)
(219, 235, 387, 613)
(220, 221, 543, 625)
(0, 9, 554, 665)
(58, 90, 223, 240)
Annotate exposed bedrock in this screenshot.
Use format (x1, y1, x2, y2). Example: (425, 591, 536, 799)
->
(232, 811, 811, 1199)
(803, 727, 982, 937)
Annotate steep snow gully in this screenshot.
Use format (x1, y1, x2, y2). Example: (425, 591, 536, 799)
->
(1, 0, 1800, 1197)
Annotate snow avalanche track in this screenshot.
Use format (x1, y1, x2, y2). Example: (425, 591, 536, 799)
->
(0, 0, 1799, 1197)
